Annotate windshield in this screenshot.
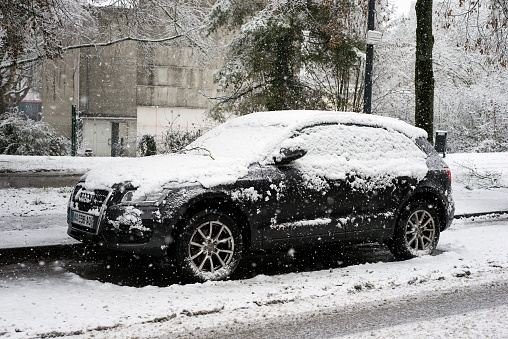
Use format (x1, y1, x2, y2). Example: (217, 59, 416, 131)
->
(188, 124, 288, 160)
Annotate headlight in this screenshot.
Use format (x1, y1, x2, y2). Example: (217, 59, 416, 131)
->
(121, 188, 170, 205)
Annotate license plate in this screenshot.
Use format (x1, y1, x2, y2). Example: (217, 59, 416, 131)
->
(72, 211, 95, 229)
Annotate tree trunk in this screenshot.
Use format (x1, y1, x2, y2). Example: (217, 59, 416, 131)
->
(0, 76, 5, 116)
(415, 0, 434, 144)
(0, 61, 19, 116)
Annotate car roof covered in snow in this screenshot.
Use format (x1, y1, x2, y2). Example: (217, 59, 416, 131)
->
(225, 110, 428, 140)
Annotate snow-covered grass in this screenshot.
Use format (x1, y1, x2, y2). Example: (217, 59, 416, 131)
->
(446, 152, 508, 215)
(446, 152, 508, 189)
(0, 187, 78, 248)
(0, 187, 72, 218)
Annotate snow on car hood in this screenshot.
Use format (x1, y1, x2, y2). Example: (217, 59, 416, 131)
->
(83, 154, 252, 195)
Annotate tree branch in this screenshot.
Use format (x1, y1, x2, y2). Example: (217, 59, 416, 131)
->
(199, 82, 267, 103)
(0, 34, 185, 70)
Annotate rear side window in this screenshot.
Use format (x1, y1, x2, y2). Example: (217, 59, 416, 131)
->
(281, 124, 429, 182)
(415, 137, 440, 156)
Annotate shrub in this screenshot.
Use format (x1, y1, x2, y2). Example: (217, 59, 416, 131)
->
(0, 115, 70, 155)
(158, 128, 203, 154)
(138, 134, 157, 156)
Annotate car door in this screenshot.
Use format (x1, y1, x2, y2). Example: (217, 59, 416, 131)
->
(262, 124, 350, 244)
(332, 124, 425, 241)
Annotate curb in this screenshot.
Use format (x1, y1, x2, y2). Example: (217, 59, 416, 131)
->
(454, 211, 508, 219)
(0, 171, 85, 188)
(0, 243, 85, 265)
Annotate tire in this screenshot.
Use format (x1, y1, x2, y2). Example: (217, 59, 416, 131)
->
(388, 200, 440, 260)
(174, 210, 242, 281)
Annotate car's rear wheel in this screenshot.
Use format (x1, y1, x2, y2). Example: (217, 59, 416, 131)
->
(174, 210, 242, 281)
(388, 200, 440, 259)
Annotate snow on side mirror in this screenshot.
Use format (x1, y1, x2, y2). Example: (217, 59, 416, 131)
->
(274, 148, 307, 165)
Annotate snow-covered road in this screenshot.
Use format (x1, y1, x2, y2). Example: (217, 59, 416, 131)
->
(0, 215, 506, 338)
(197, 282, 508, 338)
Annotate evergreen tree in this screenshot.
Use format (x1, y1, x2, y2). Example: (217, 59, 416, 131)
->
(206, 0, 372, 119)
(138, 134, 157, 156)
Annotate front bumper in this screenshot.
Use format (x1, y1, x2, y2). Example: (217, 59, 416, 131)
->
(67, 226, 170, 257)
(67, 205, 173, 258)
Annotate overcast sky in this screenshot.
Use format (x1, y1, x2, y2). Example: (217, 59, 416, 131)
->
(391, 0, 414, 15)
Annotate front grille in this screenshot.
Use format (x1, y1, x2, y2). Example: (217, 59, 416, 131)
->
(69, 185, 113, 235)
(72, 185, 112, 212)
(94, 189, 110, 205)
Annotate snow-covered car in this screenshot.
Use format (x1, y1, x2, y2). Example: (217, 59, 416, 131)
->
(67, 110, 454, 281)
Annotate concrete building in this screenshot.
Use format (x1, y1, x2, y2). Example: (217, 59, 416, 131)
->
(42, 24, 222, 157)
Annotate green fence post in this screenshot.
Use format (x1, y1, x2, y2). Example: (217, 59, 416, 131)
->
(71, 104, 76, 156)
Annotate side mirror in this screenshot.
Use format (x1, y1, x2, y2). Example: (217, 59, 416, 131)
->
(274, 148, 307, 165)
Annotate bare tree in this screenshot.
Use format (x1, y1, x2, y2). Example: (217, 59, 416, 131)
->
(0, 0, 214, 114)
(439, 0, 508, 65)
(0, 0, 99, 113)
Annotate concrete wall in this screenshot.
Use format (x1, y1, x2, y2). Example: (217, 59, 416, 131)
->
(42, 9, 225, 157)
(137, 106, 214, 136)
(41, 50, 80, 138)
(135, 43, 223, 140)
(79, 41, 138, 119)
(137, 46, 222, 109)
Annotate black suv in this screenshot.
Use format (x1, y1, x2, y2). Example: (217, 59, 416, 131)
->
(68, 111, 454, 281)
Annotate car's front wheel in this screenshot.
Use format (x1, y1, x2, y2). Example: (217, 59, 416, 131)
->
(388, 200, 440, 259)
(174, 210, 243, 281)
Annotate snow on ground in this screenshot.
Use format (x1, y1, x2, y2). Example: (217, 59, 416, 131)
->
(0, 152, 505, 337)
(446, 152, 508, 215)
(0, 187, 71, 219)
(0, 187, 77, 248)
(0, 216, 506, 338)
(0, 155, 122, 173)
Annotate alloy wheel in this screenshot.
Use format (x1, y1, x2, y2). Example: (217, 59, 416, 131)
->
(188, 220, 235, 274)
(404, 209, 436, 251)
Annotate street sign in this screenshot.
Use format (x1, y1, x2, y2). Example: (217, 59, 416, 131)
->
(367, 30, 383, 45)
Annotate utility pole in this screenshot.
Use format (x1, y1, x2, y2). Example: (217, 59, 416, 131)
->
(363, 0, 376, 114)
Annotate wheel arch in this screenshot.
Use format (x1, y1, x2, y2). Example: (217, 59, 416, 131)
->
(171, 193, 252, 252)
(398, 189, 447, 232)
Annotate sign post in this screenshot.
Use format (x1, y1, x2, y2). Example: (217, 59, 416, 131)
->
(363, 0, 377, 114)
